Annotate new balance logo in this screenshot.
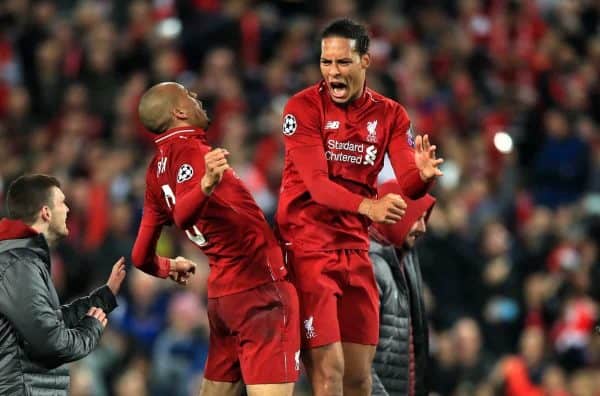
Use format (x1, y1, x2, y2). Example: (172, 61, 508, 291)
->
(363, 145, 377, 165)
(325, 121, 340, 130)
(304, 316, 316, 339)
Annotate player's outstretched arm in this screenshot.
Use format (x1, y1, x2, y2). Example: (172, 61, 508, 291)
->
(290, 145, 408, 223)
(131, 219, 171, 278)
(389, 132, 443, 199)
(358, 193, 407, 224)
(172, 148, 229, 229)
(289, 145, 365, 212)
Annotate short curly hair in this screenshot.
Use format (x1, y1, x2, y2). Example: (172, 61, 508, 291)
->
(321, 18, 370, 55)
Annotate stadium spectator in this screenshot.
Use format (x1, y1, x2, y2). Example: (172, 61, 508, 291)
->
(369, 181, 436, 395)
(0, 174, 126, 395)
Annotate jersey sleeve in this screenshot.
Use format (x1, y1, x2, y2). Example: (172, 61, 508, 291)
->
(387, 104, 431, 199)
(169, 145, 211, 229)
(131, 171, 171, 278)
(283, 94, 365, 212)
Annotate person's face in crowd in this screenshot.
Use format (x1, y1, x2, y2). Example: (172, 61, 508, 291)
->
(404, 213, 427, 249)
(320, 36, 370, 104)
(453, 319, 481, 365)
(46, 186, 69, 242)
(174, 84, 210, 130)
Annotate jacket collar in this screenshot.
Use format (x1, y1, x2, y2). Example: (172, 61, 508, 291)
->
(0, 218, 39, 240)
(370, 239, 401, 268)
(0, 219, 51, 267)
(153, 126, 207, 146)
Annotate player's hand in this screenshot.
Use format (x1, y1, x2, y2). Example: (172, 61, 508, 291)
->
(106, 257, 126, 296)
(168, 256, 197, 285)
(414, 134, 444, 181)
(202, 148, 230, 195)
(359, 194, 406, 224)
(86, 307, 108, 328)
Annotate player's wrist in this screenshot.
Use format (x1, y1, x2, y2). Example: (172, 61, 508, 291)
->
(358, 198, 374, 219)
(201, 175, 214, 195)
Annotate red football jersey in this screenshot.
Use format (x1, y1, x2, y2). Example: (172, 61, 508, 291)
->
(132, 126, 287, 298)
(276, 81, 428, 251)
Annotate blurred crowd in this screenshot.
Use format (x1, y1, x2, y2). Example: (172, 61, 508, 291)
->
(0, 0, 599, 395)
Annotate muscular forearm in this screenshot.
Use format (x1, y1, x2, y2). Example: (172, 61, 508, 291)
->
(172, 183, 209, 229)
(131, 222, 171, 278)
(389, 148, 431, 199)
(290, 145, 365, 212)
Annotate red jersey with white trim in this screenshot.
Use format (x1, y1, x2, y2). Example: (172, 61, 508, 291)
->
(132, 126, 287, 298)
(276, 81, 427, 251)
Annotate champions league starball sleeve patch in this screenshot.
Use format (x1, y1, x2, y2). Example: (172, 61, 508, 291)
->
(282, 114, 297, 136)
(406, 124, 416, 148)
(177, 164, 194, 183)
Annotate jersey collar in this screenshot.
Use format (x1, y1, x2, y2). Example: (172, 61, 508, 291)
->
(153, 126, 207, 146)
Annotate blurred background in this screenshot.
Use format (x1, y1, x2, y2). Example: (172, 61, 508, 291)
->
(0, 0, 599, 395)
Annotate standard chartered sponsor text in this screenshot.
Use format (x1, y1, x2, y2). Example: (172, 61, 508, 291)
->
(327, 139, 365, 152)
(326, 139, 376, 165)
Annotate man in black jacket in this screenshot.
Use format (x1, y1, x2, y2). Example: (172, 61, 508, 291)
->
(0, 174, 126, 395)
(369, 180, 435, 396)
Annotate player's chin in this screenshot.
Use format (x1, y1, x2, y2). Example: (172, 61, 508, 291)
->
(329, 94, 350, 104)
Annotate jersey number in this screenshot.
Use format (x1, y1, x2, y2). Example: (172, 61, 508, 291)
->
(161, 184, 208, 247)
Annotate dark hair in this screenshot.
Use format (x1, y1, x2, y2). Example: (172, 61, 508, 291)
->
(6, 174, 60, 224)
(321, 19, 370, 55)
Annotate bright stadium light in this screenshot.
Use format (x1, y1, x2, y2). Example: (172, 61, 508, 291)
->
(156, 18, 182, 40)
(493, 131, 513, 154)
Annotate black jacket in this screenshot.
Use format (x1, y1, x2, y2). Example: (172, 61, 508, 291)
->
(370, 241, 429, 396)
(0, 219, 117, 395)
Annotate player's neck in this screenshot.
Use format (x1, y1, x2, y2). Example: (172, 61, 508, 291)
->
(169, 121, 199, 130)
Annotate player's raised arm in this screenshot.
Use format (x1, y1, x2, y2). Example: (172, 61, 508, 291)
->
(388, 107, 442, 199)
(169, 147, 230, 229)
(201, 148, 230, 195)
(414, 134, 444, 181)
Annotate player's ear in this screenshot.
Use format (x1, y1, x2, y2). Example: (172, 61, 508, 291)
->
(361, 53, 370, 69)
(40, 205, 51, 223)
(172, 106, 188, 120)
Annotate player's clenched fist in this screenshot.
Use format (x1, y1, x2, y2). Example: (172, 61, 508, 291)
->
(201, 148, 230, 195)
(169, 256, 197, 285)
(359, 193, 407, 224)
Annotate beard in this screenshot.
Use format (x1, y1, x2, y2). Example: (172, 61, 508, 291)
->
(47, 222, 68, 246)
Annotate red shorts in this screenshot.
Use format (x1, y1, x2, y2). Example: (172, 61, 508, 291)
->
(203, 280, 300, 385)
(285, 249, 379, 348)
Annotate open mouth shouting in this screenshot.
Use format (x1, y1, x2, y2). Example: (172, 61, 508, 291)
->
(329, 81, 349, 100)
